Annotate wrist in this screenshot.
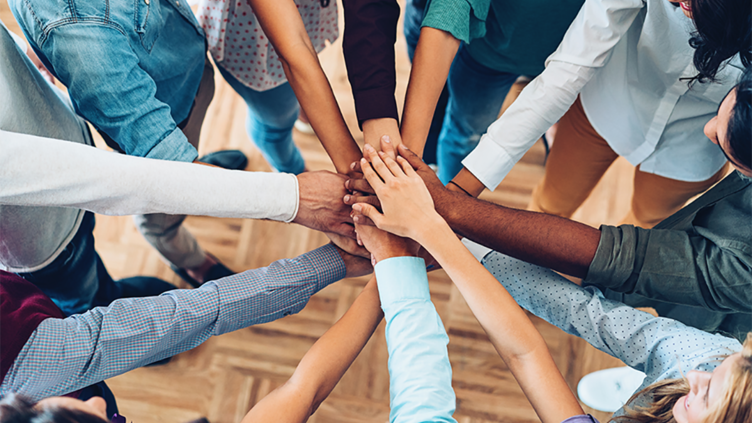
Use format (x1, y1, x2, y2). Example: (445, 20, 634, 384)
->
(412, 214, 452, 247)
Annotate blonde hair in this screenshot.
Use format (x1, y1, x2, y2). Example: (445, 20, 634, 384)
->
(612, 333, 752, 423)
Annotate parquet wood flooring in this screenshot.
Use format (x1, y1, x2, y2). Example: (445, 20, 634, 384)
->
(2, 2, 637, 421)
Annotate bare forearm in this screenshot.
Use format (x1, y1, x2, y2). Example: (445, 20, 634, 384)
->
(281, 47, 361, 172)
(421, 228, 584, 423)
(436, 189, 600, 278)
(400, 27, 459, 156)
(362, 117, 401, 151)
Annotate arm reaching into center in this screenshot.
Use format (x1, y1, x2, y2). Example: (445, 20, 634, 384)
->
(352, 144, 585, 423)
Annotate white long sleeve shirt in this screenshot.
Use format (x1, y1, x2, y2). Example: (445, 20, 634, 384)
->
(463, 0, 743, 189)
(0, 131, 299, 271)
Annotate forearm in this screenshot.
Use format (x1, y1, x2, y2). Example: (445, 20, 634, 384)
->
(290, 277, 383, 409)
(252, 0, 361, 173)
(435, 189, 599, 278)
(400, 27, 459, 156)
(342, 0, 400, 126)
(421, 227, 583, 423)
(362, 117, 401, 152)
(0, 132, 299, 222)
(6, 245, 345, 400)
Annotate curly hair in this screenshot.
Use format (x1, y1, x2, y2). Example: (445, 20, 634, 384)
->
(687, 0, 752, 83)
(727, 65, 752, 171)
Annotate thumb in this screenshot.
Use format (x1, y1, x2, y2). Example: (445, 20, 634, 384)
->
(353, 203, 384, 228)
(397, 144, 428, 171)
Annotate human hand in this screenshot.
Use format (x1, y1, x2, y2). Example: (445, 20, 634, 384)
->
(354, 223, 416, 265)
(351, 143, 446, 243)
(362, 119, 401, 160)
(326, 232, 369, 260)
(294, 171, 356, 239)
(331, 243, 373, 278)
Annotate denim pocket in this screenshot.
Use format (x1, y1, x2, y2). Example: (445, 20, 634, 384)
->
(135, 0, 162, 52)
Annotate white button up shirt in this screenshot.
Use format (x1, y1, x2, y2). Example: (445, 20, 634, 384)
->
(462, 0, 744, 189)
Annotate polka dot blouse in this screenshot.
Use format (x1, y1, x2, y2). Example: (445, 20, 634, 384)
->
(197, 0, 338, 91)
(479, 251, 742, 418)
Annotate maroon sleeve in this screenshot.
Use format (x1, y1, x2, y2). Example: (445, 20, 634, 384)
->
(343, 0, 401, 127)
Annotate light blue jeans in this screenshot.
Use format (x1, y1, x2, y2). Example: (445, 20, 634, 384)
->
(218, 66, 306, 174)
(437, 45, 520, 183)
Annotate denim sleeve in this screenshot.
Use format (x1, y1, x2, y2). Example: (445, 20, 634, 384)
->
(481, 252, 742, 385)
(375, 257, 457, 423)
(39, 23, 197, 162)
(0, 245, 345, 400)
(585, 224, 752, 313)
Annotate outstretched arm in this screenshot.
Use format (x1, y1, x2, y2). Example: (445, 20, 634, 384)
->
(2, 245, 370, 401)
(352, 145, 584, 423)
(400, 27, 460, 155)
(241, 277, 383, 423)
(250, 0, 361, 173)
(346, 144, 600, 278)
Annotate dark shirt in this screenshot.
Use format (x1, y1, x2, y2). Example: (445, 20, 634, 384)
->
(0, 271, 64, 380)
(586, 171, 752, 341)
(342, 0, 401, 127)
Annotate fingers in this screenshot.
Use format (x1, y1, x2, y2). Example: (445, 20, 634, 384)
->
(344, 194, 381, 209)
(396, 155, 418, 177)
(345, 178, 375, 194)
(360, 158, 386, 193)
(397, 143, 428, 171)
(350, 160, 362, 174)
(380, 135, 396, 159)
(378, 151, 406, 178)
(363, 144, 395, 183)
(352, 203, 384, 228)
(351, 211, 376, 227)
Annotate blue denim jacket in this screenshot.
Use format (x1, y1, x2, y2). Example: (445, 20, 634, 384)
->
(9, 0, 206, 161)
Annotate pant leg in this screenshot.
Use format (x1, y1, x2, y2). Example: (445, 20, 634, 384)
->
(528, 97, 619, 216)
(404, 0, 444, 165)
(18, 212, 117, 316)
(134, 58, 216, 270)
(622, 162, 730, 228)
(437, 45, 519, 183)
(218, 66, 305, 174)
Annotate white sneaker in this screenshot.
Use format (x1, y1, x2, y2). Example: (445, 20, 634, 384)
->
(294, 119, 315, 135)
(577, 367, 645, 412)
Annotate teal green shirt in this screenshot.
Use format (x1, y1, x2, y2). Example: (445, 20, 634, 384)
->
(422, 0, 584, 76)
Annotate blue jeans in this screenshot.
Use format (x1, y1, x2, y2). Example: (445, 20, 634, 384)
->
(437, 45, 520, 183)
(18, 212, 174, 316)
(404, 0, 445, 166)
(218, 66, 306, 174)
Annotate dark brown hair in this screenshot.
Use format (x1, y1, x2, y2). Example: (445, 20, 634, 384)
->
(0, 394, 107, 423)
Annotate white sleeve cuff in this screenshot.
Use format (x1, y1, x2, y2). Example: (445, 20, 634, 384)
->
(461, 134, 517, 190)
(461, 238, 493, 262)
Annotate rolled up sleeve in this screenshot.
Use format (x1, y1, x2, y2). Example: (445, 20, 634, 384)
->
(421, 0, 489, 44)
(586, 224, 752, 313)
(41, 23, 197, 162)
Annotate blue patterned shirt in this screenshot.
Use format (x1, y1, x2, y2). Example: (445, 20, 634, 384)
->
(0, 245, 345, 401)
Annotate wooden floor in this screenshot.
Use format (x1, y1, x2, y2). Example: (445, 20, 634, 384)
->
(2, 2, 641, 421)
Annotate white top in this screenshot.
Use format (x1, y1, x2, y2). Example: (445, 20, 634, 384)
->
(197, 0, 338, 91)
(0, 130, 299, 271)
(462, 0, 743, 189)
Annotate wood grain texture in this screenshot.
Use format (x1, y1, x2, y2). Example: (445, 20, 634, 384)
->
(1, 2, 635, 421)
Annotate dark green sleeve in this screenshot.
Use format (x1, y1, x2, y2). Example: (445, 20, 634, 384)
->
(585, 224, 752, 313)
(420, 0, 490, 44)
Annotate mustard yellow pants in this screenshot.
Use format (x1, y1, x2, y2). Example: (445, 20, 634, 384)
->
(529, 97, 728, 228)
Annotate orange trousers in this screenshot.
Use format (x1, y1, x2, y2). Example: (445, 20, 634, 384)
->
(528, 98, 728, 228)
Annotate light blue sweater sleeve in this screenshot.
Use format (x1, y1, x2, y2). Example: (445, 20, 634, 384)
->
(375, 257, 457, 423)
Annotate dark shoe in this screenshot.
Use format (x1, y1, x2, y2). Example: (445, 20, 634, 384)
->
(116, 276, 175, 298)
(171, 260, 235, 288)
(197, 150, 248, 170)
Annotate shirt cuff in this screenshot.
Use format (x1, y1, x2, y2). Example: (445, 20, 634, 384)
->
(352, 87, 399, 128)
(375, 256, 429, 306)
(461, 134, 517, 190)
(461, 238, 492, 262)
(584, 224, 634, 289)
(144, 127, 199, 162)
(288, 173, 300, 223)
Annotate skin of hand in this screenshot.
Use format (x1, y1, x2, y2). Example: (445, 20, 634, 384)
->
(362, 118, 402, 157)
(400, 27, 460, 156)
(351, 144, 445, 242)
(326, 231, 370, 260)
(294, 171, 357, 239)
(332, 243, 373, 278)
